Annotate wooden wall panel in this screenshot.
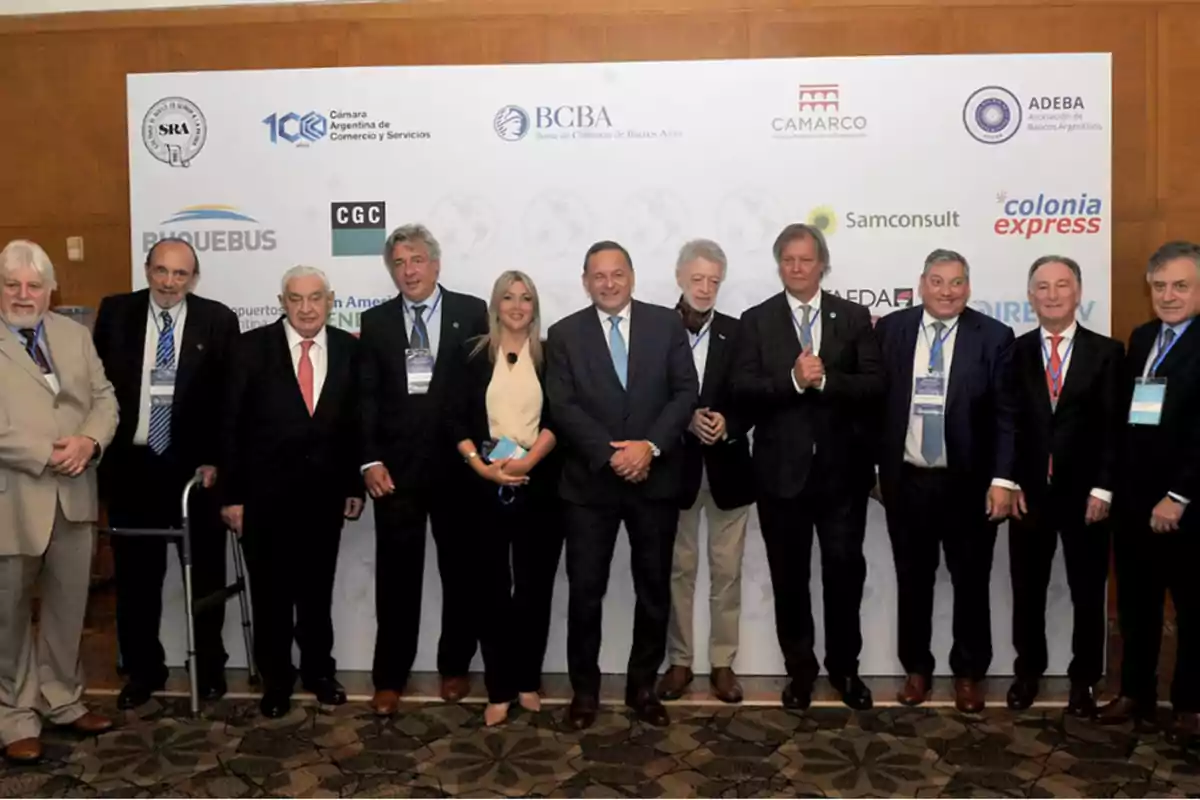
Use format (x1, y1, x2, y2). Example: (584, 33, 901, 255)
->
(0, 0, 1197, 330)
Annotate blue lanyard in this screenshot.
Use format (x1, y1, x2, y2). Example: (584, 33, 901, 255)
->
(790, 305, 817, 348)
(1151, 325, 1182, 375)
(690, 319, 712, 351)
(924, 321, 958, 372)
(1042, 335, 1075, 397)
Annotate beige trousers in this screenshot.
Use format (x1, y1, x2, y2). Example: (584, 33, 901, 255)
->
(666, 486, 750, 669)
(0, 502, 92, 744)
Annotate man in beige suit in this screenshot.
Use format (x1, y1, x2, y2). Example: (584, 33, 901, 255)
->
(0, 239, 118, 763)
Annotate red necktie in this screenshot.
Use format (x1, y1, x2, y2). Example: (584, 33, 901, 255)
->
(298, 339, 315, 415)
(1045, 333, 1063, 478)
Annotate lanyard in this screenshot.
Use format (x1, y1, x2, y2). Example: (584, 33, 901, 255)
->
(1150, 325, 1182, 376)
(923, 320, 958, 372)
(790, 304, 817, 349)
(407, 289, 442, 338)
(690, 319, 712, 351)
(1042, 335, 1075, 397)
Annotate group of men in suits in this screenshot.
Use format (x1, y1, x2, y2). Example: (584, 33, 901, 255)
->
(2, 221, 1198, 760)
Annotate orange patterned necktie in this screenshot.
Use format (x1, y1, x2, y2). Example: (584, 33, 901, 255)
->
(298, 339, 315, 415)
(1045, 333, 1063, 478)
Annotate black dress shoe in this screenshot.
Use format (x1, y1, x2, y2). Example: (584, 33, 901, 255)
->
(781, 680, 813, 711)
(260, 690, 291, 719)
(1007, 677, 1039, 711)
(830, 675, 873, 711)
(117, 680, 164, 710)
(626, 689, 670, 727)
(303, 676, 348, 706)
(567, 694, 598, 731)
(199, 676, 227, 702)
(1066, 684, 1098, 718)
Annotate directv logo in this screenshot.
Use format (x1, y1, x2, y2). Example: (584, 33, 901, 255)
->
(331, 202, 386, 257)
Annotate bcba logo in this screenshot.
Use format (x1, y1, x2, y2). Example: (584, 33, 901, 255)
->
(331, 202, 386, 257)
(142, 204, 278, 253)
(993, 191, 1103, 237)
(494, 105, 531, 141)
(963, 86, 1022, 145)
(143, 97, 207, 168)
(263, 111, 328, 145)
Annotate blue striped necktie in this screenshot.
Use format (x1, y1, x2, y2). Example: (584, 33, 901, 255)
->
(148, 310, 175, 455)
(920, 320, 946, 465)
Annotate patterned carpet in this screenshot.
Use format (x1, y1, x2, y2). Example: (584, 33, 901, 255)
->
(4, 698, 1200, 798)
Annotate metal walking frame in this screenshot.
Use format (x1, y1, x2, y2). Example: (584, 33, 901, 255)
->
(105, 471, 258, 715)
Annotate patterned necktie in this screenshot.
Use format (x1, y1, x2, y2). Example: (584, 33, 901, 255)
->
(411, 304, 429, 350)
(298, 339, 315, 415)
(18, 328, 51, 374)
(609, 315, 628, 389)
(1153, 327, 1176, 377)
(797, 304, 813, 350)
(148, 310, 175, 456)
(920, 320, 946, 466)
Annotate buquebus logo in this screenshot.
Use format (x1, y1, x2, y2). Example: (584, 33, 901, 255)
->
(141, 204, 278, 254)
(993, 191, 1103, 238)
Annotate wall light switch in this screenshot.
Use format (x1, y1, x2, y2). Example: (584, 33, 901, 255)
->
(66, 236, 84, 261)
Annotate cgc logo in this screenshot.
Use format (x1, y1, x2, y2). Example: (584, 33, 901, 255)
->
(143, 97, 207, 167)
(993, 191, 1103, 238)
(331, 201, 386, 257)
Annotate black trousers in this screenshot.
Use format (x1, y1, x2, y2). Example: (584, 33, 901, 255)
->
(885, 465, 997, 680)
(371, 486, 476, 691)
(757, 483, 868, 684)
(473, 479, 564, 704)
(108, 446, 228, 686)
(1008, 488, 1109, 685)
(1115, 506, 1199, 711)
(564, 496, 677, 698)
(242, 498, 343, 693)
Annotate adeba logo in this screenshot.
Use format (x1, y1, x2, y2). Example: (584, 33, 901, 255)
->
(992, 191, 1103, 238)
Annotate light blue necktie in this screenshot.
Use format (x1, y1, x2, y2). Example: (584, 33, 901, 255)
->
(797, 304, 813, 350)
(148, 310, 175, 456)
(608, 315, 628, 389)
(920, 320, 946, 466)
(411, 304, 429, 350)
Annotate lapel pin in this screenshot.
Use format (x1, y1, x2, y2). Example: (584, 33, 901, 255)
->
(453, 321, 460, 329)
(197, 343, 204, 350)
(718, 333, 726, 340)
(829, 312, 837, 320)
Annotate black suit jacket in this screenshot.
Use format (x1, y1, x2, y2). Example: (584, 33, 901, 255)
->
(679, 311, 755, 511)
(219, 319, 363, 509)
(93, 289, 240, 489)
(444, 339, 561, 504)
(358, 286, 489, 489)
(545, 300, 698, 505)
(731, 291, 883, 500)
(1010, 324, 1123, 511)
(875, 305, 1017, 497)
(1118, 317, 1200, 525)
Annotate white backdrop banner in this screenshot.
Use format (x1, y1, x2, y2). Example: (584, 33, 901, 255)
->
(127, 53, 1112, 677)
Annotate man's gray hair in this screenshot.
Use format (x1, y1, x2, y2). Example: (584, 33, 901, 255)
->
(280, 265, 331, 295)
(0, 239, 57, 290)
(382, 224, 441, 269)
(922, 248, 971, 278)
(676, 238, 728, 279)
(1027, 255, 1082, 286)
(1147, 240, 1200, 276)
(772, 223, 831, 277)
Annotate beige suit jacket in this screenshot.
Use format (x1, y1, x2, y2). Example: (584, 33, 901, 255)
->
(0, 312, 118, 556)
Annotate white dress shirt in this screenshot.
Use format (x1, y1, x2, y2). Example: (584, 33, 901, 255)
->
(283, 319, 328, 410)
(787, 291, 826, 393)
(598, 302, 632, 354)
(689, 316, 713, 393)
(134, 297, 187, 446)
(902, 310, 1017, 490)
(404, 285, 443, 359)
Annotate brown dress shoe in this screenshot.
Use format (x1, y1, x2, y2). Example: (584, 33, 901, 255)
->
(897, 674, 930, 706)
(710, 668, 743, 704)
(656, 666, 694, 700)
(69, 712, 114, 735)
(372, 689, 401, 716)
(4, 737, 43, 763)
(441, 675, 471, 703)
(954, 678, 985, 714)
(1097, 695, 1155, 728)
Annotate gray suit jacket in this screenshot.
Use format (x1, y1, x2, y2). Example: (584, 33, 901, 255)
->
(0, 312, 118, 556)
